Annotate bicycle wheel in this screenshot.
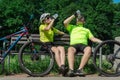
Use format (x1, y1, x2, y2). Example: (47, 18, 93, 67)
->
(93, 40, 120, 76)
(18, 41, 54, 77)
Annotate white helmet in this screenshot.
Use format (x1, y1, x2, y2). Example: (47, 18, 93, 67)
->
(40, 13, 50, 23)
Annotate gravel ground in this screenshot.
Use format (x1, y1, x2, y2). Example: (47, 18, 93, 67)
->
(0, 73, 120, 80)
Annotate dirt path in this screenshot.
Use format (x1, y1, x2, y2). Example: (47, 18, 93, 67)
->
(1, 73, 99, 78)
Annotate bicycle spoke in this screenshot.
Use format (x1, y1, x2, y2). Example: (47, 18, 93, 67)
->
(19, 41, 54, 77)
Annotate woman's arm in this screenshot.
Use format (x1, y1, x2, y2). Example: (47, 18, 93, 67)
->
(58, 31, 65, 35)
(44, 19, 55, 31)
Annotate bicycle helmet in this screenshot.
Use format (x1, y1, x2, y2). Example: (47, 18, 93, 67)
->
(40, 13, 50, 23)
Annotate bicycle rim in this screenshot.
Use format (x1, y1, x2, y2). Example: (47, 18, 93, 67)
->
(93, 40, 120, 76)
(18, 41, 54, 77)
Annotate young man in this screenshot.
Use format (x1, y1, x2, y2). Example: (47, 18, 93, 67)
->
(63, 10, 102, 77)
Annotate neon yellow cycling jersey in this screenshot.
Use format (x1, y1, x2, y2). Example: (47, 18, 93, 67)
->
(66, 24, 94, 45)
(39, 24, 60, 42)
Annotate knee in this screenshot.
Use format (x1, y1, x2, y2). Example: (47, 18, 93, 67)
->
(68, 47, 76, 54)
(51, 47, 59, 54)
(84, 46, 92, 54)
(57, 46, 65, 51)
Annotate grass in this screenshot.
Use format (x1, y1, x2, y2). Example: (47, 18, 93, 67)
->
(1, 55, 97, 75)
(4, 55, 22, 74)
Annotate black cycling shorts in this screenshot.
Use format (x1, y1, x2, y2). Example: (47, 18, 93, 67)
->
(44, 42, 54, 48)
(71, 43, 87, 53)
(40, 42, 54, 51)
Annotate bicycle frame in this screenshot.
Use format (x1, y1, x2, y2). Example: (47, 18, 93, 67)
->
(114, 46, 120, 59)
(0, 27, 29, 62)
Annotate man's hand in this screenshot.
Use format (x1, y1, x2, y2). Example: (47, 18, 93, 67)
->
(74, 10, 81, 19)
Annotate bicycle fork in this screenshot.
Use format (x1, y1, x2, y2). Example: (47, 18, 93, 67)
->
(30, 42, 39, 61)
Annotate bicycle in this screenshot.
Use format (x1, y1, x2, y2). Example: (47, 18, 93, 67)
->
(0, 15, 54, 77)
(93, 40, 120, 76)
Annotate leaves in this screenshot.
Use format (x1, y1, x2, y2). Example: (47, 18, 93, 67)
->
(0, 0, 120, 40)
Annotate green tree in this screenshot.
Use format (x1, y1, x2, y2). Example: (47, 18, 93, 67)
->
(112, 3, 120, 38)
(0, 0, 120, 40)
(0, 0, 38, 36)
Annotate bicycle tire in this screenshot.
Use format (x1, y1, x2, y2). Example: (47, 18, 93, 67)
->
(18, 41, 54, 77)
(93, 40, 120, 77)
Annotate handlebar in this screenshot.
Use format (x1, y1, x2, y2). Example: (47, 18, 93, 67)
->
(30, 14, 34, 20)
(22, 14, 34, 30)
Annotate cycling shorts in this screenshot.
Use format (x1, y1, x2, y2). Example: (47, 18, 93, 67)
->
(71, 43, 87, 53)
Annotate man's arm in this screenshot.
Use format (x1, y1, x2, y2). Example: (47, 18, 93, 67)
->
(63, 15, 75, 28)
(90, 37, 102, 44)
(63, 10, 81, 27)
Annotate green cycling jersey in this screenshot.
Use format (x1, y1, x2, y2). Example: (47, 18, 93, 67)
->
(66, 24, 94, 45)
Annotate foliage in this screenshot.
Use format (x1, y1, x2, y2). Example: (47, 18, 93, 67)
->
(0, 0, 120, 40)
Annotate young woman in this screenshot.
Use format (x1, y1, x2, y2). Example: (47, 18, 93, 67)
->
(39, 13, 67, 76)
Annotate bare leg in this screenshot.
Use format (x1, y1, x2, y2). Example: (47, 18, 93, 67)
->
(67, 47, 76, 70)
(57, 46, 65, 66)
(51, 46, 61, 67)
(78, 46, 92, 69)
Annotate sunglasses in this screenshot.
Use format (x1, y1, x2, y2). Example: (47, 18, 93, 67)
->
(45, 16, 51, 20)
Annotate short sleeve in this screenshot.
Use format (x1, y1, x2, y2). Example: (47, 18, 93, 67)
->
(88, 29, 94, 39)
(39, 25, 45, 31)
(53, 28, 60, 34)
(66, 24, 74, 32)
